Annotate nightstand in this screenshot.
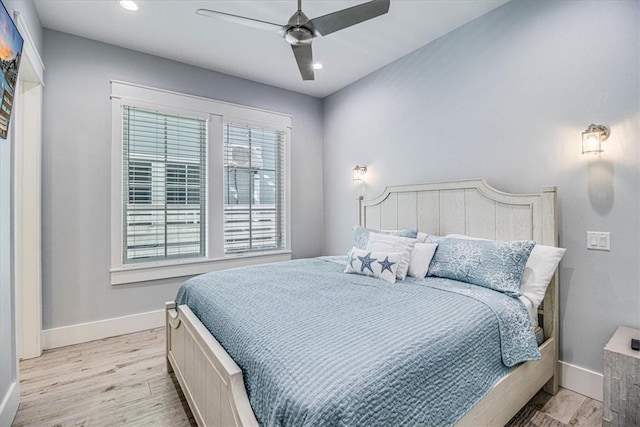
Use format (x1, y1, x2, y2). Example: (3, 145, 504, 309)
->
(603, 326, 640, 427)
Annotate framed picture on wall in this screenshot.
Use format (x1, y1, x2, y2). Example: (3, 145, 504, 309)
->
(0, 0, 23, 139)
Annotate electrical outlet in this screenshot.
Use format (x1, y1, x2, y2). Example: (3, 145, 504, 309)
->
(587, 231, 610, 251)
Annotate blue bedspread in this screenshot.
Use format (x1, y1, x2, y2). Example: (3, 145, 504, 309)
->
(176, 257, 540, 426)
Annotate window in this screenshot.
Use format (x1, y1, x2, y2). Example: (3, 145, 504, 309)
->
(166, 163, 201, 205)
(122, 106, 207, 263)
(223, 123, 285, 254)
(111, 81, 291, 285)
(128, 161, 152, 204)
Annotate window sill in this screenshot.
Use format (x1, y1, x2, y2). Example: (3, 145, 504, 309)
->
(110, 250, 292, 285)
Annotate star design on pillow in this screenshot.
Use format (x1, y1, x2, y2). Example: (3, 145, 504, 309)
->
(358, 252, 377, 274)
(378, 256, 396, 274)
(348, 251, 357, 268)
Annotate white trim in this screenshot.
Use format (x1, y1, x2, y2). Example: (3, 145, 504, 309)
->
(0, 381, 19, 427)
(111, 251, 292, 285)
(13, 11, 45, 85)
(110, 98, 122, 273)
(14, 80, 43, 360)
(111, 80, 291, 127)
(41, 309, 165, 350)
(13, 10, 45, 362)
(209, 116, 224, 258)
(559, 360, 603, 402)
(284, 127, 292, 252)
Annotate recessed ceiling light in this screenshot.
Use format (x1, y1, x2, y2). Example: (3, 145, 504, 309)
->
(312, 63, 324, 70)
(120, 0, 139, 11)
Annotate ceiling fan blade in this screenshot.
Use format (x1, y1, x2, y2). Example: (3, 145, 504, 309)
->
(196, 9, 283, 33)
(291, 44, 314, 81)
(309, 0, 390, 37)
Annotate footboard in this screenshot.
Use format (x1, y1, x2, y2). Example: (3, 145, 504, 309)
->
(457, 337, 556, 426)
(165, 302, 258, 427)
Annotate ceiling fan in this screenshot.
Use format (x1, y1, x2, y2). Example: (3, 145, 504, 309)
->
(196, 0, 391, 81)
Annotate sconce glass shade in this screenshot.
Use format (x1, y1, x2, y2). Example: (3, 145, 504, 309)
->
(353, 165, 367, 181)
(582, 124, 610, 154)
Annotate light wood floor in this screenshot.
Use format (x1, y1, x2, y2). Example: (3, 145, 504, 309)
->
(13, 328, 603, 427)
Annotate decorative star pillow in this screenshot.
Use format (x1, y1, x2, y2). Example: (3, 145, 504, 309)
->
(344, 247, 403, 284)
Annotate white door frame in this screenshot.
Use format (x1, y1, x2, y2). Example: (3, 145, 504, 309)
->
(14, 11, 45, 360)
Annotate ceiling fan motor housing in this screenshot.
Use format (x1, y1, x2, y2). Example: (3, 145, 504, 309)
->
(285, 26, 314, 45)
(284, 9, 315, 45)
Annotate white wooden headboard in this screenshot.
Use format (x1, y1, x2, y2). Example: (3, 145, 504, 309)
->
(358, 178, 559, 359)
(358, 178, 557, 246)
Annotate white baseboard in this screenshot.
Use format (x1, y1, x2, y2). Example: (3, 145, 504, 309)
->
(41, 309, 165, 350)
(559, 360, 603, 402)
(0, 381, 19, 427)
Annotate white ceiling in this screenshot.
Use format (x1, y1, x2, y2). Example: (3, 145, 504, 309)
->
(34, 0, 508, 98)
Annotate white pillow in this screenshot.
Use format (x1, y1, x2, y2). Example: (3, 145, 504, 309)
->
(408, 243, 438, 278)
(366, 233, 416, 280)
(446, 234, 565, 309)
(417, 231, 429, 243)
(344, 247, 402, 284)
(520, 245, 566, 308)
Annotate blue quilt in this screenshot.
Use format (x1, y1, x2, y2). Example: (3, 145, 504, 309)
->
(176, 258, 540, 426)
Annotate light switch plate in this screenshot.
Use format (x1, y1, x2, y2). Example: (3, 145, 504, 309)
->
(587, 231, 610, 251)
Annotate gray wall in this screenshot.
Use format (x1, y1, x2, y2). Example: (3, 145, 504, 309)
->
(323, 0, 639, 373)
(41, 29, 324, 329)
(1, 0, 42, 422)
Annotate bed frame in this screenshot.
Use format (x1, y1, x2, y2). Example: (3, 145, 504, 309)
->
(166, 178, 559, 427)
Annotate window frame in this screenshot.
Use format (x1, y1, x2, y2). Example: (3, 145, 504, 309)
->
(110, 81, 291, 285)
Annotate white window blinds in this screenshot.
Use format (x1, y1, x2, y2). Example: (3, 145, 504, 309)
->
(223, 123, 285, 254)
(123, 106, 207, 263)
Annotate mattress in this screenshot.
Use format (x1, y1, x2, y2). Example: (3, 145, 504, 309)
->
(176, 257, 540, 427)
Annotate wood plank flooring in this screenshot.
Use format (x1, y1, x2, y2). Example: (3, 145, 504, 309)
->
(13, 328, 602, 427)
(13, 328, 195, 427)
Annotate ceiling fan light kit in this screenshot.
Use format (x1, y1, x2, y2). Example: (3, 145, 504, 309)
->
(196, 0, 390, 81)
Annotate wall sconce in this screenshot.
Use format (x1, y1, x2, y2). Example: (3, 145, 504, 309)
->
(352, 165, 367, 181)
(582, 124, 610, 154)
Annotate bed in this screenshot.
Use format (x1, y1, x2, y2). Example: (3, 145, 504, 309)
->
(166, 178, 560, 426)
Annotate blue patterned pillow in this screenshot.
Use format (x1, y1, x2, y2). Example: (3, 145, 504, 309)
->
(428, 238, 535, 297)
(423, 234, 444, 244)
(352, 225, 418, 250)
